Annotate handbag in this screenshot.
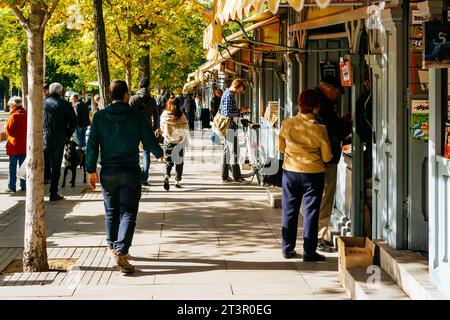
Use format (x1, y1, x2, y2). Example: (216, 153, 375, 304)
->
(213, 112, 231, 138)
(17, 157, 28, 180)
(154, 128, 164, 144)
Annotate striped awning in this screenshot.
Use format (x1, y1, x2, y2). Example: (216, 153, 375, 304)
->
(214, 0, 332, 24)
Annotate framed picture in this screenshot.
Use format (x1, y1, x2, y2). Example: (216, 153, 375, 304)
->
(423, 22, 450, 69)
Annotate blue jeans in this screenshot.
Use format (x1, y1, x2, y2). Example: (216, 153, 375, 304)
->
(44, 145, 65, 196)
(76, 127, 87, 148)
(281, 170, 325, 255)
(141, 149, 151, 183)
(8, 154, 26, 191)
(100, 167, 141, 255)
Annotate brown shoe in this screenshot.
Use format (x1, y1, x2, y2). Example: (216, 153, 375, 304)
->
(111, 250, 135, 273)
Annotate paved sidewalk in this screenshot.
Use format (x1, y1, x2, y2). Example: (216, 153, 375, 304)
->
(0, 130, 347, 300)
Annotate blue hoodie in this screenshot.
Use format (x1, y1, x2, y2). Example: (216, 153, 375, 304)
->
(86, 101, 163, 173)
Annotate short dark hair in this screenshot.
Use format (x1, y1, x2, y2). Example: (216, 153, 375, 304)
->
(298, 89, 320, 114)
(43, 83, 49, 90)
(109, 80, 128, 101)
(139, 78, 150, 89)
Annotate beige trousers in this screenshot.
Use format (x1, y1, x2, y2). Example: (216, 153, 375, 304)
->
(318, 163, 338, 241)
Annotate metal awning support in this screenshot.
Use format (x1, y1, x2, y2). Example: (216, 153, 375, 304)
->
(226, 20, 350, 53)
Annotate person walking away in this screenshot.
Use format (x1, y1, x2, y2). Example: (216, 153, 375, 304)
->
(129, 78, 160, 187)
(315, 76, 346, 250)
(86, 80, 164, 273)
(278, 89, 332, 261)
(70, 94, 91, 148)
(184, 93, 196, 131)
(210, 88, 223, 118)
(156, 89, 167, 116)
(220, 78, 249, 183)
(3, 97, 27, 193)
(44, 83, 78, 201)
(160, 96, 188, 191)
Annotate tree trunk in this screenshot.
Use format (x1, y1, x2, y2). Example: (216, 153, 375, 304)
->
(23, 5, 48, 272)
(93, 0, 110, 109)
(138, 45, 150, 82)
(3, 76, 10, 113)
(20, 51, 28, 109)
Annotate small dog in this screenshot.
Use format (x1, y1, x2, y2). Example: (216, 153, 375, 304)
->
(61, 140, 86, 188)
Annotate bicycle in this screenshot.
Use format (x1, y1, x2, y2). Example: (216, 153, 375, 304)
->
(226, 117, 267, 185)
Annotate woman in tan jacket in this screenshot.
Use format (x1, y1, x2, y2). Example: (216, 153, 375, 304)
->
(278, 89, 333, 262)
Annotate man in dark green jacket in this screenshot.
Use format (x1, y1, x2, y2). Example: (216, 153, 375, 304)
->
(86, 80, 163, 274)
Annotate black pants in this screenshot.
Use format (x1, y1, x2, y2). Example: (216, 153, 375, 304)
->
(221, 125, 241, 180)
(44, 145, 65, 196)
(164, 142, 184, 181)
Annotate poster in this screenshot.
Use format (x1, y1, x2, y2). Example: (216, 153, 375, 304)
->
(445, 123, 450, 159)
(339, 58, 352, 87)
(411, 100, 429, 141)
(423, 23, 450, 69)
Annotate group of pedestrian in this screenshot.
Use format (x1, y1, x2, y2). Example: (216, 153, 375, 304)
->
(279, 76, 351, 262)
(2, 73, 351, 272)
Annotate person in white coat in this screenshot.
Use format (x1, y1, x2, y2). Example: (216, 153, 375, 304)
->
(160, 96, 189, 190)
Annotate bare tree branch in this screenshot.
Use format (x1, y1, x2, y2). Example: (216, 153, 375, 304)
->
(106, 43, 124, 61)
(41, 0, 61, 30)
(115, 25, 123, 42)
(9, 5, 28, 29)
(38, 0, 48, 12)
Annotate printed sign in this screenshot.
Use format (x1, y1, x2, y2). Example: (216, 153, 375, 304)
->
(411, 100, 429, 141)
(339, 58, 352, 87)
(412, 10, 427, 25)
(320, 61, 338, 79)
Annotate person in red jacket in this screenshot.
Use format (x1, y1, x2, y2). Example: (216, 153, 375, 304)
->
(3, 96, 27, 193)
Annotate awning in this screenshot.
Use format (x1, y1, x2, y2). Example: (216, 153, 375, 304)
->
(204, 16, 278, 61)
(214, 0, 333, 24)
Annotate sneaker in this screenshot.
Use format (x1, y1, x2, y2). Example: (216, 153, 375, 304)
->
(317, 242, 335, 253)
(175, 181, 182, 188)
(221, 177, 233, 183)
(233, 178, 247, 184)
(163, 177, 170, 191)
(282, 250, 298, 259)
(303, 252, 326, 262)
(111, 250, 135, 274)
(3, 189, 15, 193)
(142, 181, 150, 187)
(49, 194, 64, 201)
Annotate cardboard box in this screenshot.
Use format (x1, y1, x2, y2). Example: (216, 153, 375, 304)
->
(337, 237, 376, 287)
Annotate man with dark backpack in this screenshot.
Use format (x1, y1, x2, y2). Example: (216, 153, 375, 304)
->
(129, 78, 159, 186)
